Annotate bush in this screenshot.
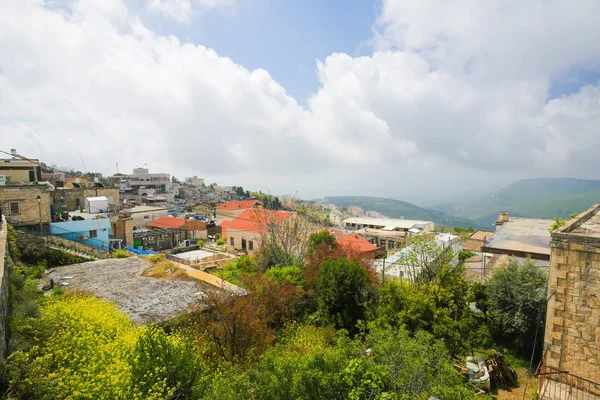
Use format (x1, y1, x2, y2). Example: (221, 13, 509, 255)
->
(148, 253, 166, 264)
(196, 238, 206, 247)
(112, 249, 132, 258)
(215, 237, 226, 246)
(6, 295, 203, 399)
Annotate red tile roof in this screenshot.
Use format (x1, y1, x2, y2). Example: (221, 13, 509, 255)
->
(225, 208, 292, 234)
(147, 216, 187, 229)
(215, 199, 263, 210)
(336, 233, 378, 253)
(219, 220, 232, 236)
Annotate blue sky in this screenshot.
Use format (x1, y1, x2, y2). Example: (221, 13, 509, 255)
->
(137, 0, 377, 103)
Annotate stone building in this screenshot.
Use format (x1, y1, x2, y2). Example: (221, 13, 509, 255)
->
(542, 204, 600, 392)
(0, 184, 53, 229)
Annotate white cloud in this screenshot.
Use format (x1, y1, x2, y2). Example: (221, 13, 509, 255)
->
(147, 0, 235, 22)
(0, 0, 599, 202)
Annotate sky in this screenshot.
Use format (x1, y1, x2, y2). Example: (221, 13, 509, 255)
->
(1, 0, 599, 205)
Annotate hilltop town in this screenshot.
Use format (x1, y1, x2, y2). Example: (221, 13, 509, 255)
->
(0, 150, 598, 399)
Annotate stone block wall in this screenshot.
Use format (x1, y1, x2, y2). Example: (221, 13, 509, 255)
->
(0, 185, 52, 227)
(0, 222, 11, 360)
(544, 206, 600, 384)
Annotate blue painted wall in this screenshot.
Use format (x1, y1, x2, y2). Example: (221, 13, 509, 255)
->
(50, 217, 111, 251)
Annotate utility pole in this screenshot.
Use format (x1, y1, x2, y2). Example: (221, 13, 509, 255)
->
(381, 248, 387, 284)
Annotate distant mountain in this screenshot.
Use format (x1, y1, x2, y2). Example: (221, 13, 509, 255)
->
(320, 196, 485, 229)
(433, 178, 600, 227)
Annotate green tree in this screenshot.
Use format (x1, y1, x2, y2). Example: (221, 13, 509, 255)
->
(404, 235, 456, 284)
(307, 230, 338, 255)
(486, 257, 548, 353)
(317, 258, 370, 333)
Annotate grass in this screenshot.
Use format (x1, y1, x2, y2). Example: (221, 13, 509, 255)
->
(142, 258, 195, 281)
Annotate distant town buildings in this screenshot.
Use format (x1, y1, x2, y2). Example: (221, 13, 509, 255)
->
(343, 217, 435, 233)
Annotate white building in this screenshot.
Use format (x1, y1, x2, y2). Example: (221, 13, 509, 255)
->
(343, 217, 434, 233)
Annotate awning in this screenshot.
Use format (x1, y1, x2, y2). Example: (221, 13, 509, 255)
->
(408, 228, 421, 233)
(382, 226, 395, 231)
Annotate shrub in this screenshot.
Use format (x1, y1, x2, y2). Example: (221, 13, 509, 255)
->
(112, 249, 132, 258)
(148, 253, 166, 264)
(196, 239, 206, 247)
(215, 237, 226, 246)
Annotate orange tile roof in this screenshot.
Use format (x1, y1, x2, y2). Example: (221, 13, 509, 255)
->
(219, 220, 232, 236)
(225, 208, 292, 234)
(336, 233, 378, 253)
(215, 199, 263, 210)
(148, 216, 187, 229)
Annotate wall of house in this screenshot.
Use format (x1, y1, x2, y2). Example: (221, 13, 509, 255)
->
(114, 218, 134, 246)
(130, 209, 169, 228)
(544, 229, 600, 383)
(0, 186, 52, 227)
(50, 217, 111, 251)
(216, 208, 245, 221)
(226, 229, 260, 256)
(0, 160, 41, 183)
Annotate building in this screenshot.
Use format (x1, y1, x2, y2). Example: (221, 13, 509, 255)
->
(481, 214, 553, 261)
(463, 230, 495, 252)
(215, 199, 263, 221)
(64, 176, 94, 189)
(0, 184, 53, 230)
(223, 208, 292, 256)
(354, 228, 407, 251)
(41, 172, 65, 185)
(185, 176, 204, 187)
(50, 212, 111, 251)
(343, 217, 434, 233)
(123, 205, 169, 229)
(0, 158, 42, 183)
(540, 204, 600, 396)
(148, 216, 207, 241)
(336, 233, 378, 259)
(116, 167, 177, 205)
(53, 186, 119, 215)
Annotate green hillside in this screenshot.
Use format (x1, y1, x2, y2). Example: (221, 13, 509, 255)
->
(320, 196, 484, 229)
(434, 178, 600, 227)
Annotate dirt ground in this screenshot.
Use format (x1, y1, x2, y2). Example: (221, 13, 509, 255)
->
(495, 368, 539, 400)
(47, 257, 213, 324)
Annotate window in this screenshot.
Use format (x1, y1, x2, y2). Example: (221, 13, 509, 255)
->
(89, 230, 97, 238)
(388, 240, 395, 249)
(143, 215, 150, 219)
(230, 237, 234, 246)
(248, 240, 253, 251)
(8, 201, 20, 215)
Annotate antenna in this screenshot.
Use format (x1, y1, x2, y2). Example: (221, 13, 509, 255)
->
(75, 141, 87, 173)
(116, 161, 119, 174)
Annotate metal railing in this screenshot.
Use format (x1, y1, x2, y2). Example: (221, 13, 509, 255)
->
(538, 365, 600, 399)
(47, 223, 110, 252)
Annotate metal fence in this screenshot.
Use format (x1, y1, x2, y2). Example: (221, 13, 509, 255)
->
(538, 365, 600, 400)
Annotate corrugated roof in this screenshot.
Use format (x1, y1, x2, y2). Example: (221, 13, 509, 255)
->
(147, 216, 187, 229)
(215, 199, 263, 210)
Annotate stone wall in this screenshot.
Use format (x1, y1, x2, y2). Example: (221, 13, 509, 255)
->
(0, 185, 53, 227)
(0, 221, 11, 360)
(544, 205, 600, 384)
(46, 235, 112, 259)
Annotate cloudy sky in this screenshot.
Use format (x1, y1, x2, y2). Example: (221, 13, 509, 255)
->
(1, 0, 599, 205)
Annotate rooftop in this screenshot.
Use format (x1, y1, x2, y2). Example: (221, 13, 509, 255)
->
(555, 204, 600, 239)
(127, 205, 169, 213)
(225, 208, 292, 234)
(468, 230, 495, 241)
(343, 217, 433, 230)
(215, 199, 262, 210)
(147, 216, 187, 229)
(483, 217, 553, 258)
(336, 233, 378, 253)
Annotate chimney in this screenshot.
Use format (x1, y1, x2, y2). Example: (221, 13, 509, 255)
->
(496, 212, 510, 228)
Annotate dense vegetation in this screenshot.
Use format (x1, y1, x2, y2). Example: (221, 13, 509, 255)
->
(434, 178, 600, 227)
(320, 196, 483, 229)
(4, 228, 548, 399)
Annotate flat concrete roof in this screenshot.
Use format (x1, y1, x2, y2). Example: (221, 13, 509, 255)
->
(172, 249, 217, 261)
(343, 217, 432, 229)
(554, 204, 600, 241)
(483, 217, 553, 258)
(468, 230, 495, 241)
